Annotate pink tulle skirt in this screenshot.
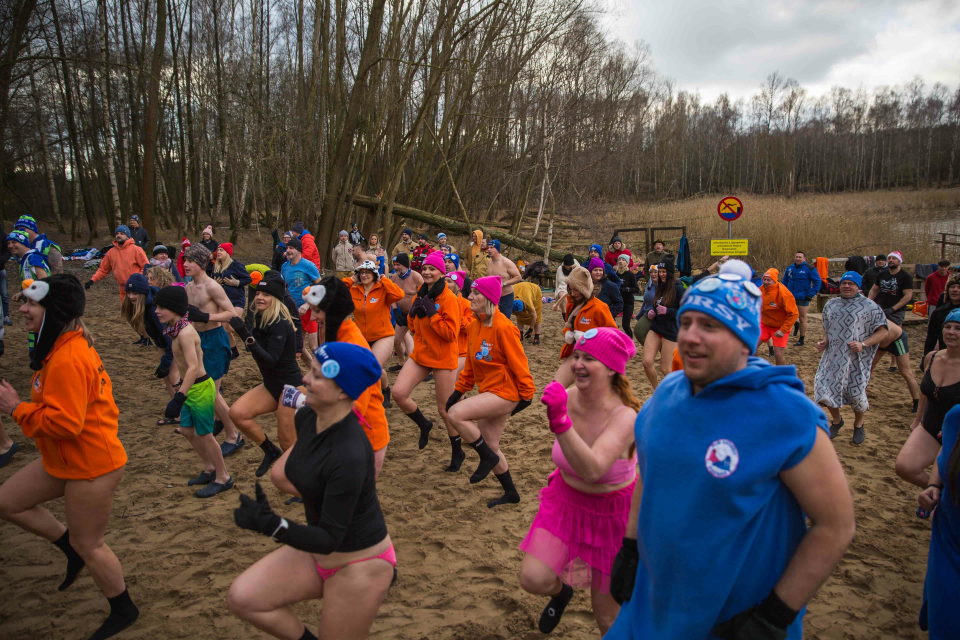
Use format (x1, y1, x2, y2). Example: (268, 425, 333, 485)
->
(518, 469, 635, 593)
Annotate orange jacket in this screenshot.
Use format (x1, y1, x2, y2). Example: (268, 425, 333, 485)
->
(456, 295, 475, 358)
(345, 277, 405, 343)
(672, 348, 684, 371)
(761, 268, 800, 334)
(299, 232, 322, 269)
(13, 330, 127, 480)
(408, 286, 462, 370)
(336, 319, 389, 451)
(560, 296, 616, 359)
(456, 310, 535, 402)
(91, 237, 148, 289)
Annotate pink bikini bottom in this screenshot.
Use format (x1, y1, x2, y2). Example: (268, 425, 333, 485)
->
(315, 544, 396, 582)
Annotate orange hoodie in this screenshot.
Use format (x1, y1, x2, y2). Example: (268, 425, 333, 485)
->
(91, 237, 148, 290)
(456, 295, 475, 358)
(344, 276, 405, 343)
(13, 330, 127, 480)
(456, 310, 535, 402)
(408, 286, 462, 370)
(560, 296, 616, 359)
(761, 268, 800, 334)
(336, 319, 389, 451)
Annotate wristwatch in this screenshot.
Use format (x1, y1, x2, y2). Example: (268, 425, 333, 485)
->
(270, 518, 289, 542)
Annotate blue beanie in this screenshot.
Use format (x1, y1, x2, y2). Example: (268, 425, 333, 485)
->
(14, 216, 38, 233)
(125, 273, 150, 295)
(589, 243, 602, 255)
(839, 271, 862, 288)
(6, 230, 31, 248)
(489, 239, 501, 252)
(313, 342, 382, 401)
(678, 271, 762, 350)
(513, 299, 525, 312)
(437, 232, 447, 240)
(403, 228, 413, 236)
(945, 308, 960, 326)
(446, 254, 460, 270)
(115, 225, 131, 236)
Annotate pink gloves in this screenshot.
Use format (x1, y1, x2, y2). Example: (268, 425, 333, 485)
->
(656, 304, 668, 315)
(541, 380, 572, 435)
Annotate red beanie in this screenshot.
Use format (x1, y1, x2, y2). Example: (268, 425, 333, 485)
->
(219, 242, 234, 257)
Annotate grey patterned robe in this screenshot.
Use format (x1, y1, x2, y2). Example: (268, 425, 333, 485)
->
(814, 294, 887, 412)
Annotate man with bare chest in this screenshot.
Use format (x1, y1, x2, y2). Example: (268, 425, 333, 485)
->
(486, 239, 522, 318)
(181, 245, 245, 457)
(388, 253, 423, 371)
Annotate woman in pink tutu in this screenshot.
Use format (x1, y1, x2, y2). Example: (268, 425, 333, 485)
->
(519, 327, 639, 635)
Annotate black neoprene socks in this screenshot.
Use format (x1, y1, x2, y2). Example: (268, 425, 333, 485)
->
(86, 588, 139, 640)
(299, 628, 318, 640)
(539, 583, 573, 633)
(446, 436, 465, 472)
(487, 470, 521, 508)
(407, 409, 433, 449)
(468, 436, 500, 484)
(53, 530, 85, 591)
(256, 438, 282, 477)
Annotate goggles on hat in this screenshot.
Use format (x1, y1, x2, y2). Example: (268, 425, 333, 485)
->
(693, 274, 761, 298)
(354, 260, 378, 272)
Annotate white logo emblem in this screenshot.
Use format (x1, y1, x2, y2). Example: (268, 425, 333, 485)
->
(705, 439, 739, 478)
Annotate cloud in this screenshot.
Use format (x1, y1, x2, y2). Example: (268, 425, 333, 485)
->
(602, 0, 960, 101)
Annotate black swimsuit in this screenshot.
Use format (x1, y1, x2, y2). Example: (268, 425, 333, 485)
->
(247, 316, 303, 400)
(920, 351, 960, 444)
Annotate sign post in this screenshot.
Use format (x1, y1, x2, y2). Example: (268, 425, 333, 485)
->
(715, 196, 746, 255)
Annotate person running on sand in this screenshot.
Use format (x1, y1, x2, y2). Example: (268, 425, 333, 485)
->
(868, 251, 913, 372)
(605, 262, 855, 640)
(897, 309, 960, 491)
(915, 404, 960, 637)
(814, 271, 888, 445)
(225, 271, 303, 478)
(445, 270, 474, 377)
(445, 276, 534, 502)
(642, 256, 685, 389)
(869, 315, 921, 413)
(301, 276, 391, 477)
(615, 255, 640, 340)
(758, 267, 799, 366)
(155, 285, 234, 498)
(0, 274, 140, 640)
(782, 251, 821, 346)
(387, 253, 423, 372)
(180, 244, 246, 456)
(519, 327, 638, 635)
(555, 266, 616, 387)
(513, 279, 543, 345)
(227, 342, 393, 640)
(486, 240, 522, 318)
(345, 260, 405, 407)
(14, 215, 62, 274)
(85, 226, 148, 303)
(281, 238, 322, 369)
(392, 252, 462, 455)
(589, 257, 623, 319)
(212, 242, 253, 359)
(121, 274, 180, 407)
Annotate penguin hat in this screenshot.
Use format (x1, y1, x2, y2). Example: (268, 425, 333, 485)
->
(22, 274, 86, 371)
(303, 276, 355, 343)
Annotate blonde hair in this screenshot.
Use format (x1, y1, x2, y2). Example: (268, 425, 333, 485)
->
(478, 296, 497, 324)
(215, 249, 233, 271)
(615, 255, 629, 275)
(121, 294, 147, 335)
(248, 294, 296, 331)
(147, 267, 175, 288)
(64, 318, 96, 347)
(611, 373, 640, 457)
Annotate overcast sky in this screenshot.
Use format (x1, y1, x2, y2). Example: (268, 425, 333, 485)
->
(602, 0, 960, 102)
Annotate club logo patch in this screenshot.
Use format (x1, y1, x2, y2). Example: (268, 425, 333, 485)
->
(705, 439, 739, 478)
(474, 339, 493, 362)
(725, 291, 747, 310)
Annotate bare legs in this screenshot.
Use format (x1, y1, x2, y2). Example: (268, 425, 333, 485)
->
(448, 393, 515, 475)
(229, 384, 279, 446)
(180, 427, 231, 484)
(214, 377, 241, 443)
(371, 337, 394, 394)
(643, 332, 675, 388)
(895, 426, 941, 488)
(520, 555, 618, 635)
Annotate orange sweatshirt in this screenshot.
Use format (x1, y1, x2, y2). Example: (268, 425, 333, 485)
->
(336, 319, 389, 451)
(456, 310, 535, 402)
(560, 296, 616, 359)
(761, 268, 800, 334)
(13, 330, 127, 480)
(456, 295, 475, 358)
(345, 277, 405, 343)
(91, 237, 148, 289)
(408, 287, 462, 370)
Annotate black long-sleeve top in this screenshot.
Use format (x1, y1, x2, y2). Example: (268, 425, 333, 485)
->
(246, 314, 303, 395)
(924, 293, 960, 359)
(649, 281, 687, 342)
(597, 277, 623, 317)
(618, 270, 640, 305)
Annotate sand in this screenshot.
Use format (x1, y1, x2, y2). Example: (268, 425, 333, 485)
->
(0, 264, 933, 639)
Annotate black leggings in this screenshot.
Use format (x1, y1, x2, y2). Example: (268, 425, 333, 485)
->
(621, 298, 635, 340)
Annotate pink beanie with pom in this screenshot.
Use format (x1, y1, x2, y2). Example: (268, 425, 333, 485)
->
(574, 326, 636, 374)
(472, 275, 502, 306)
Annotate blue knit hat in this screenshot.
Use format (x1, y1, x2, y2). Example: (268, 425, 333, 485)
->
(945, 308, 960, 326)
(589, 243, 602, 255)
(678, 265, 762, 350)
(446, 253, 460, 270)
(489, 239, 501, 252)
(437, 232, 447, 240)
(839, 271, 862, 287)
(513, 299, 524, 312)
(115, 225, 131, 236)
(313, 342, 381, 400)
(14, 216, 38, 233)
(125, 273, 150, 295)
(6, 230, 31, 248)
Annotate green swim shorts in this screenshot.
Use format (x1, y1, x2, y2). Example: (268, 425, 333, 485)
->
(179, 375, 216, 436)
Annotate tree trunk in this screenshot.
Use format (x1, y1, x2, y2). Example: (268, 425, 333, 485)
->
(140, 0, 167, 241)
(98, 0, 122, 231)
(28, 47, 63, 231)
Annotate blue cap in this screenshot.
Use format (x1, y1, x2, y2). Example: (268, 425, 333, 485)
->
(839, 271, 862, 287)
(312, 342, 382, 401)
(678, 273, 762, 350)
(945, 308, 960, 326)
(589, 243, 602, 254)
(6, 230, 31, 248)
(489, 239, 501, 252)
(124, 273, 150, 295)
(115, 225, 131, 236)
(513, 299, 525, 312)
(14, 216, 38, 233)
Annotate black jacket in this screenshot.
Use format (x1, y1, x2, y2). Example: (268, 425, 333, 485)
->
(617, 270, 640, 307)
(129, 226, 150, 249)
(597, 278, 623, 317)
(924, 292, 960, 359)
(272, 244, 288, 272)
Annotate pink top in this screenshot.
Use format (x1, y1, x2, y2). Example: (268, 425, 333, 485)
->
(551, 406, 636, 485)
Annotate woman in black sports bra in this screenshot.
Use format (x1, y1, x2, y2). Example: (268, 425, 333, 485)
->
(226, 342, 393, 640)
(897, 309, 960, 489)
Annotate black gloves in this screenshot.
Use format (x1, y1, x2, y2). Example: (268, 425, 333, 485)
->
(164, 392, 187, 419)
(445, 390, 463, 413)
(712, 590, 796, 640)
(409, 297, 427, 318)
(154, 363, 170, 379)
(186, 305, 210, 324)
(610, 537, 639, 604)
(423, 299, 438, 317)
(229, 316, 252, 342)
(234, 482, 283, 537)
(512, 398, 532, 415)
(84, 280, 94, 290)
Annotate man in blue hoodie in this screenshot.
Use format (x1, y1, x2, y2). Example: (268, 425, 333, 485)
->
(606, 260, 854, 640)
(782, 251, 822, 347)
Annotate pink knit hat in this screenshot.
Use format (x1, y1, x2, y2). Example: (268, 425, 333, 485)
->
(446, 270, 467, 286)
(472, 275, 502, 305)
(587, 257, 605, 272)
(422, 251, 446, 274)
(574, 327, 636, 374)
(202, 225, 213, 237)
